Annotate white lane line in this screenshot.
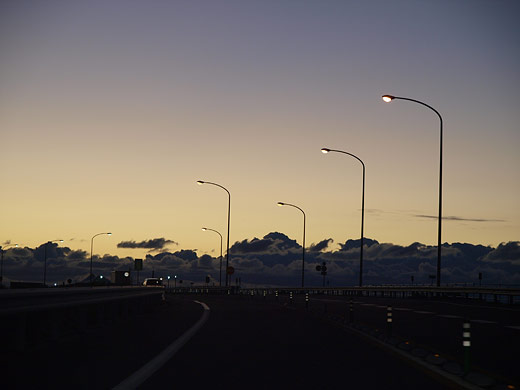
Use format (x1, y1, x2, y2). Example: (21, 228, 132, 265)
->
(375, 305, 387, 308)
(414, 310, 435, 314)
(472, 319, 497, 324)
(360, 303, 376, 306)
(437, 314, 463, 319)
(393, 308, 413, 311)
(113, 300, 210, 390)
(506, 326, 520, 330)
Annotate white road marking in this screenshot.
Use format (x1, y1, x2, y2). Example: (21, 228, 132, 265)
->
(393, 307, 413, 311)
(471, 319, 497, 324)
(414, 310, 435, 314)
(112, 300, 210, 390)
(437, 314, 463, 319)
(506, 326, 520, 330)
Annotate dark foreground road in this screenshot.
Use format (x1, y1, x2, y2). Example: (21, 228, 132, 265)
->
(140, 295, 449, 389)
(3, 293, 481, 389)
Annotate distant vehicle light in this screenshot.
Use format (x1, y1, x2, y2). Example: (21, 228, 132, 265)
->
(124, 272, 129, 277)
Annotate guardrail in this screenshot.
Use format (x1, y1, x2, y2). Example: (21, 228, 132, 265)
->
(0, 286, 165, 351)
(168, 285, 520, 304)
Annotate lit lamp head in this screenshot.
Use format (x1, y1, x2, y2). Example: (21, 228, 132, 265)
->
(107, 233, 112, 236)
(382, 95, 395, 103)
(321, 148, 331, 154)
(202, 227, 207, 231)
(197, 180, 205, 185)
(59, 240, 64, 243)
(277, 202, 285, 207)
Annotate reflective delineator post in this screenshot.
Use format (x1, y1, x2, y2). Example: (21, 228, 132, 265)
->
(305, 292, 309, 309)
(289, 291, 293, 305)
(349, 299, 354, 324)
(263, 290, 266, 299)
(386, 306, 393, 337)
(463, 320, 471, 374)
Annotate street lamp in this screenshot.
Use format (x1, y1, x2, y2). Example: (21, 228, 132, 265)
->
(382, 94, 444, 287)
(197, 180, 231, 286)
(277, 202, 306, 288)
(202, 227, 223, 286)
(0, 243, 18, 284)
(321, 148, 366, 287)
(90, 232, 112, 287)
(43, 239, 64, 286)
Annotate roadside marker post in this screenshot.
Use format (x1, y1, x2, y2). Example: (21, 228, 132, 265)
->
(305, 292, 309, 309)
(289, 291, 293, 305)
(386, 306, 393, 337)
(463, 320, 471, 374)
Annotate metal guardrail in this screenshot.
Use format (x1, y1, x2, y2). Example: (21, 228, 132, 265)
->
(0, 286, 165, 351)
(168, 285, 520, 304)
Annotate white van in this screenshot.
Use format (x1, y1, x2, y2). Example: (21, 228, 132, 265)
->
(143, 278, 163, 286)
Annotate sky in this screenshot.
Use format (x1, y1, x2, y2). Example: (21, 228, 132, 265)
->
(1, 0, 519, 273)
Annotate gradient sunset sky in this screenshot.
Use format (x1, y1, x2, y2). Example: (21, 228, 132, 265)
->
(1, 0, 519, 259)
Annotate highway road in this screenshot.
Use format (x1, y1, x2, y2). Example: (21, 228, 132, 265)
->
(139, 295, 451, 389)
(3, 292, 518, 389)
(288, 293, 520, 385)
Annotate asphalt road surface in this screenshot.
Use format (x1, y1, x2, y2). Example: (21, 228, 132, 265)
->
(140, 295, 450, 389)
(5, 292, 517, 389)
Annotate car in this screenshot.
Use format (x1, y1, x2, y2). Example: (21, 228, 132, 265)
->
(142, 278, 163, 286)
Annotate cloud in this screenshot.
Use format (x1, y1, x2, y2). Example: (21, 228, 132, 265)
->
(482, 242, 520, 264)
(117, 238, 178, 252)
(2, 233, 519, 288)
(414, 214, 506, 223)
(231, 232, 300, 254)
(309, 238, 333, 252)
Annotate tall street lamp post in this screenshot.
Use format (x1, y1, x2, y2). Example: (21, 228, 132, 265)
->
(202, 227, 223, 286)
(90, 232, 112, 287)
(382, 94, 444, 287)
(277, 202, 306, 288)
(0, 243, 18, 284)
(321, 148, 366, 287)
(197, 180, 231, 286)
(43, 239, 63, 286)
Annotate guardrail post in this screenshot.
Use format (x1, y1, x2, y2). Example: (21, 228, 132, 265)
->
(386, 306, 393, 337)
(463, 319, 471, 374)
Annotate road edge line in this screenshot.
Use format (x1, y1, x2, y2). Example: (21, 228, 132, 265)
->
(112, 300, 210, 390)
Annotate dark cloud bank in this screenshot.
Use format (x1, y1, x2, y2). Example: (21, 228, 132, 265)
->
(2, 234, 519, 287)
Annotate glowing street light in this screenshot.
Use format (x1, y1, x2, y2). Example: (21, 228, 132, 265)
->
(0, 243, 18, 283)
(43, 239, 64, 286)
(90, 232, 112, 287)
(277, 202, 306, 288)
(321, 148, 366, 287)
(382, 94, 444, 287)
(202, 227, 223, 286)
(197, 180, 231, 286)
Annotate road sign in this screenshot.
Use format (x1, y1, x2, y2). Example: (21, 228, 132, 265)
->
(134, 258, 143, 271)
(226, 266, 235, 275)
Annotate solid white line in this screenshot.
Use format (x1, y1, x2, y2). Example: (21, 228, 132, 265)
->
(414, 310, 435, 314)
(471, 319, 497, 324)
(393, 307, 413, 311)
(112, 300, 210, 390)
(437, 314, 463, 319)
(506, 325, 520, 330)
